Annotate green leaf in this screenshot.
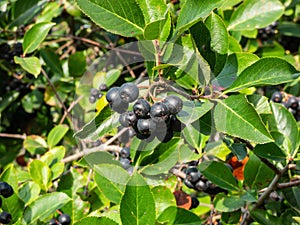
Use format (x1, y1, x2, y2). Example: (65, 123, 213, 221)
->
(22, 192, 71, 225)
(23, 22, 55, 55)
(250, 209, 280, 225)
(40, 146, 66, 166)
(18, 181, 41, 206)
(278, 22, 300, 38)
(177, 100, 214, 124)
(176, 0, 225, 34)
(76, 0, 144, 37)
(93, 69, 122, 88)
(14, 56, 41, 78)
(247, 94, 272, 115)
(269, 102, 299, 158)
(199, 161, 239, 191)
(21, 90, 43, 113)
(47, 124, 69, 148)
(0, 91, 20, 113)
(282, 186, 300, 211)
(78, 152, 121, 168)
(244, 154, 275, 189)
(24, 135, 48, 155)
(139, 138, 180, 175)
(157, 206, 202, 225)
(120, 173, 156, 225)
(40, 48, 63, 74)
(68, 51, 87, 77)
(182, 120, 204, 151)
(228, 0, 284, 31)
(225, 57, 297, 93)
(213, 95, 273, 144)
(74, 217, 118, 225)
(214, 193, 245, 212)
(212, 53, 259, 89)
(94, 164, 130, 204)
(151, 186, 176, 218)
(253, 142, 287, 161)
(28, 160, 52, 191)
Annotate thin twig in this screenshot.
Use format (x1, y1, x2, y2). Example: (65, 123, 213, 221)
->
(41, 68, 72, 121)
(0, 133, 26, 139)
(277, 179, 300, 189)
(59, 95, 83, 124)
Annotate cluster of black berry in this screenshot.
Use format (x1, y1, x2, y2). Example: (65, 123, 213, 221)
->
(106, 83, 184, 143)
(89, 84, 107, 103)
(49, 213, 71, 225)
(183, 166, 227, 195)
(257, 21, 278, 43)
(119, 147, 131, 170)
(0, 42, 23, 64)
(0, 181, 14, 224)
(271, 91, 300, 121)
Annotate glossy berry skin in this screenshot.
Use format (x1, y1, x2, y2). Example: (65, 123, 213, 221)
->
(106, 87, 120, 104)
(137, 119, 156, 135)
(183, 178, 195, 189)
(287, 96, 299, 110)
(118, 83, 139, 103)
(120, 157, 131, 169)
(58, 214, 71, 225)
(156, 129, 173, 143)
(89, 95, 96, 103)
(119, 111, 137, 127)
(120, 147, 130, 158)
(163, 95, 183, 114)
(195, 179, 208, 191)
(169, 115, 183, 132)
(186, 167, 201, 183)
(189, 197, 199, 210)
(99, 83, 108, 91)
(150, 102, 170, 123)
(49, 218, 58, 225)
(0, 211, 12, 224)
(133, 99, 150, 118)
(271, 91, 283, 103)
(0, 181, 14, 198)
(90, 88, 99, 96)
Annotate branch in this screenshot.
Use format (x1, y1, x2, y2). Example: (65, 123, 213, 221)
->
(277, 179, 300, 189)
(0, 133, 26, 139)
(59, 95, 83, 125)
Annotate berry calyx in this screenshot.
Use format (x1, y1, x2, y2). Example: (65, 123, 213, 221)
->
(163, 95, 183, 114)
(0, 211, 12, 224)
(150, 102, 170, 123)
(118, 83, 139, 103)
(58, 213, 71, 225)
(133, 99, 150, 118)
(0, 181, 14, 198)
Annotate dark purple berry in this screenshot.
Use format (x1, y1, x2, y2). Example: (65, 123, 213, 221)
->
(163, 95, 183, 114)
(119, 111, 137, 127)
(99, 84, 108, 91)
(287, 96, 298, 110)
(156, 129, 173, 143)
(133, 99, 150, 118)
(0, 182, 14, 198)
(137, 119, 156, 135)
(170, 115, 184, 132)
(90, 88, 99, 96)
(58, 213, 71, 225)
(118, 83, 139, 103)
(49, 218, 58, 225)
(195, 180, 208, 191)
(0, 211, 12, 224)
(106, 87, 120, 104)
(184, 178, 195, 189)
(120, 147, 130, 158)
(189, 197, 199, 210)
(89, 95, 96, 103)
(186, 167, 201, 183)
(110, 94, 129, 113)
(120, 157, 131, 169)
(271, 91, 283, 103)
(150, 102, 170, 123)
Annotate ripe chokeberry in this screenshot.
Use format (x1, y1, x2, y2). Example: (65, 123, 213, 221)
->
(119, 111, 137, 127)
(120, 147, 130, 158)
(156, 129, 173, 143)
(106, 87, 120, 104)
(99, 83, 108, 91)
(120, 157, 131, 169)
(0, 181, 14, 198)
(133, 99, 150, 118)
(0, 211, 12, 224)
(89, 95, 96, 103)
(195, 179, 208, 191)
(49, 218, 58, 225)
(186, 167, 201, 183)
(287, 96, 299, 110)
(183, 178, 195, 189)
(150, 102, 170, 123)
(137, 119, 156, 135)
(118, 83, 139, 103)
(58, 213, 71, 225)
(169, 115, 183, 132)
(105, 88, 128, 113)
(189, 197, 199, 210)
(271, 91, 283, 103)
(90, 88, 99, 96)
(163, 95, 183, 114)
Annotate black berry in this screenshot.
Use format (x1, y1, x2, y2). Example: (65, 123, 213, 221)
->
(186, 166, 201, 183)
(90, 88, 99, 96)
(163, 95, 183, 114)
(150, 102, 170, 123)
(0, 182, 14, 198)
(118, 83, 139, 103)
(120, 147, 130, 158)
(184, 178, 195, 189)
(89, 95, 96, 103)
(49, 218, 58, 225)
(119, 111, 137, 127)
(58, 213, 71, 225)
(195, 179, 208, 191)
(137, 119, 156, 135)
(99, 84, 108, 91)
(271, 91, 283, 103)
(156, 129, 173, 143)
(133, 99, 150, 118)
(106, 87, 120, 104)
(287, 96, 298, 110)
(0, 212, 12, 224)
(120, 157, 131, 169)
(169, 115, 183, 132)
(189, 197, 199, 210)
